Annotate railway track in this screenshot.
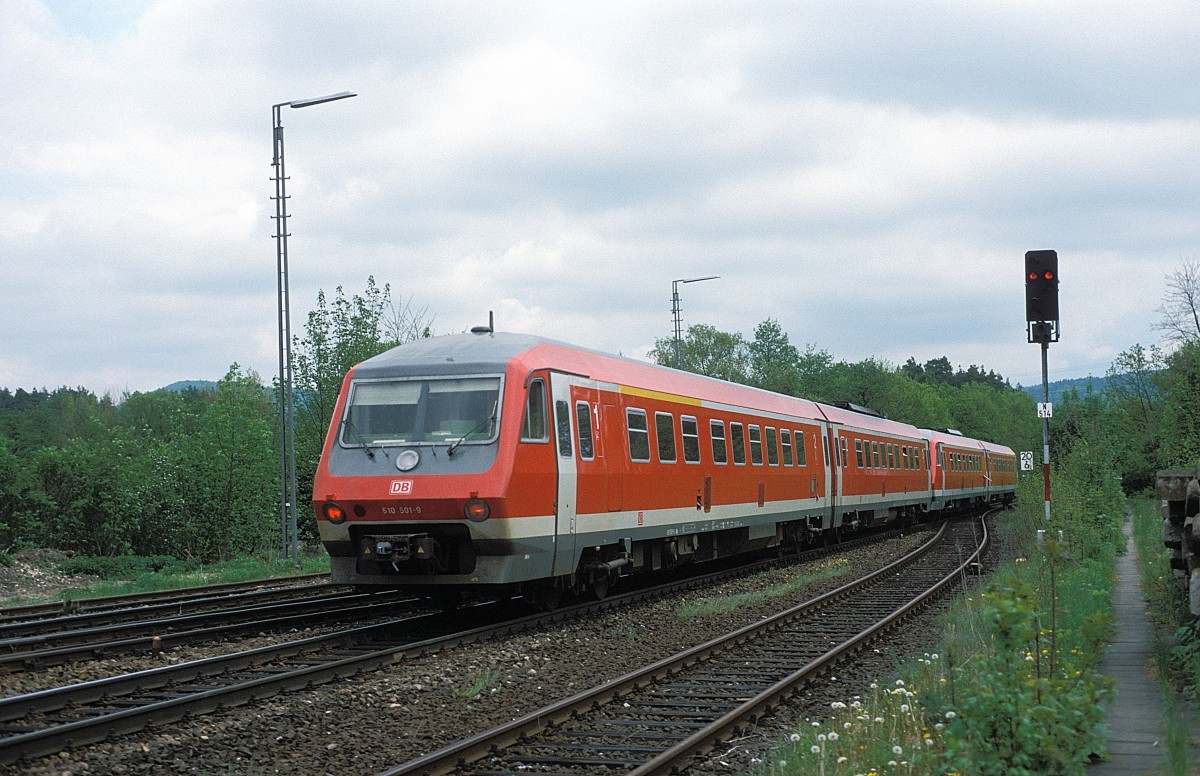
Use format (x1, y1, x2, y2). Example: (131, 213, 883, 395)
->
(0, 526, 919, 767)
(381, 515, 988, 776)
(0, 572, 331, 624)
(0, 580, 352, 641)
(0, 587, 420, 672)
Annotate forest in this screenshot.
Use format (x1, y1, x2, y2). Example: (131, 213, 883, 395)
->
(2, 270, 1198, 563)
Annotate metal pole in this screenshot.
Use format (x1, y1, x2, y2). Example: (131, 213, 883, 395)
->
(670, 276, 719, 370)
(671, 280, 682, 369)
(270, 91, 356, 569)
(1041, 338, 1051, 521)
(271, 103, 292, 563)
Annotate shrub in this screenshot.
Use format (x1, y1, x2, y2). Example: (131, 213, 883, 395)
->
(59, 554, 179, 580)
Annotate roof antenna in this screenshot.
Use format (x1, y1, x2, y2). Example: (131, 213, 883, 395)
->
(471, 311, 494, 335)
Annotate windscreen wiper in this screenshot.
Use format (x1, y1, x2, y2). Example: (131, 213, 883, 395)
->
(447, 403, 497, 456)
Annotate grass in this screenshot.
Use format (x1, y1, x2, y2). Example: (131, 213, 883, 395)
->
(1130, 496, 1200, 775)
(451, 667, 503, 699)
(765, 482, 1121, 775)
(675, 558, 852, 620)
(1, 550, 331, 607)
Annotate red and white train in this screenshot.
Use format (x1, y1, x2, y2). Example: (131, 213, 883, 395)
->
(314, 332, 1016, 603)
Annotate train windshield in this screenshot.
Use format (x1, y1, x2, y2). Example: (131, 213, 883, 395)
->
(341, 376, 502, 446)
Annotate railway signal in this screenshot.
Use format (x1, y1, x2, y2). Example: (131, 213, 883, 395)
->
(1025, 249, 1060, 522)
(1025, 249, 1059, 343)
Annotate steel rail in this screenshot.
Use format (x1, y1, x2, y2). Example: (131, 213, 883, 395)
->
(0, 581, 350, 640)
(631, 516, 989, 775)
(0, 525, 918, 766)
(0, 572, 331, 622)
(380, 516, 988, 776)
(0, 591, 419, 672)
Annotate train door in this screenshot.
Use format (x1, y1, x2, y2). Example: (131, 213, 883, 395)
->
(823, 422, 838, 530)
(549, 374, 579, 577)
(600, 397, 623, 511)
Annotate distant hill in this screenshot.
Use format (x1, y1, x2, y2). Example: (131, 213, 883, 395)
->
(161, 380, 218, 394)
(1020, 375, 1107, 404)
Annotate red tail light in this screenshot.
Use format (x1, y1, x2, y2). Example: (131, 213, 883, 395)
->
(323, 502, 347, 524)
(464, 499, 490, 522)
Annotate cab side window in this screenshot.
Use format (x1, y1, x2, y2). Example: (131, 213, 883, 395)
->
(575, 402, 594, 460)
(521, 379, 549, 442)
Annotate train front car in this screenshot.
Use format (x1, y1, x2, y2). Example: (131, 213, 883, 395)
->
(314, 332, 559, 599)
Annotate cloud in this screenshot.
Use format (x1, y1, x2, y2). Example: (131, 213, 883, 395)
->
(1, 0, 1197, 397)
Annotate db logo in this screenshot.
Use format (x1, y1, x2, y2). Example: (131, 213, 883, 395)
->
(389, 480, 414, 495)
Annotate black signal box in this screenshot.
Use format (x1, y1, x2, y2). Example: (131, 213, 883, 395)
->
(1025, 250, 1059, 323)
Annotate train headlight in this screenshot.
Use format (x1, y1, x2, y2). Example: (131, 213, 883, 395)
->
(323, 502, 347, 524)
(464, 498, 490, 522)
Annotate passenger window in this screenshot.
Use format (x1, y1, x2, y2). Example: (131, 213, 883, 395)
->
(575, 402, 594, 460)
(781, 429, 793, 466)
(749, 425, 763, 465)
(681, 416, 701, 463)
(656, 412, 677, 463)
(840, 438, 849, 468)
(888, 444, 896, 470)
(710, 420, 728, 464)
(871, 441, 880, 469)
(521, 379, 548, 441)
(855, 439, 865, 468)
(626, 409, 650, 462)
(795, 430, 807, 467)
(731, 423, 746, 465)
(555, 400, 572, 457)
(766, 427, 779, 465)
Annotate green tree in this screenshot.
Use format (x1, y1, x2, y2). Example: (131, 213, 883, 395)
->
(0, 434, 36, 551)
(1103, 344, 1163, 491)
(649, 324, 751, 384)
(1152, 341, 1200, 468)
(748, 318, 801, 395)
(180, 366, 278, 560)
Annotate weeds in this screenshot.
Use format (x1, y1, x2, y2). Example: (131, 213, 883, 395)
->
(451, 667, 503, 699)
(676, 559, 851, 619)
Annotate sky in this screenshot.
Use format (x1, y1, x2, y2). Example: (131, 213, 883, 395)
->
(3, 1, 1199, 397)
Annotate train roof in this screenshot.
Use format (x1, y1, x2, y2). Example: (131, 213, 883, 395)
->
(352, 332, 829, 420)
(351, 331, 551, 379)
(351, 333, 1002, 452)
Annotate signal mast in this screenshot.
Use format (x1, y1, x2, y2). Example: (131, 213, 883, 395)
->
(1025, 249, 1060, 521)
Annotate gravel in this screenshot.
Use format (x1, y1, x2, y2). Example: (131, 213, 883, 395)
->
(18, 524, 1005, 775)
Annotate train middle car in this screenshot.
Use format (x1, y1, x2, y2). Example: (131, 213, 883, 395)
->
(313, 332, 1016, 600)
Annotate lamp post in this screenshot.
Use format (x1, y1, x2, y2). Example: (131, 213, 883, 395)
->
(272, 90, 356, 567)
(671, 276, 719, 369)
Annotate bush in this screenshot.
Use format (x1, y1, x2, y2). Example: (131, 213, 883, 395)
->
(59, 554, 186, 580)
(943, 577, 1113, 775)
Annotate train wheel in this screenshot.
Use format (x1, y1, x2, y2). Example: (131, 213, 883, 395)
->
(430, 588, 462, 612)
(529, 582, 562, 611)
(590, 572, 614, 601)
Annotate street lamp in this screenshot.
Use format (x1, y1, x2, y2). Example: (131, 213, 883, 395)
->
(671, 276, 720, 369)
(272, 90, 356, 567)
